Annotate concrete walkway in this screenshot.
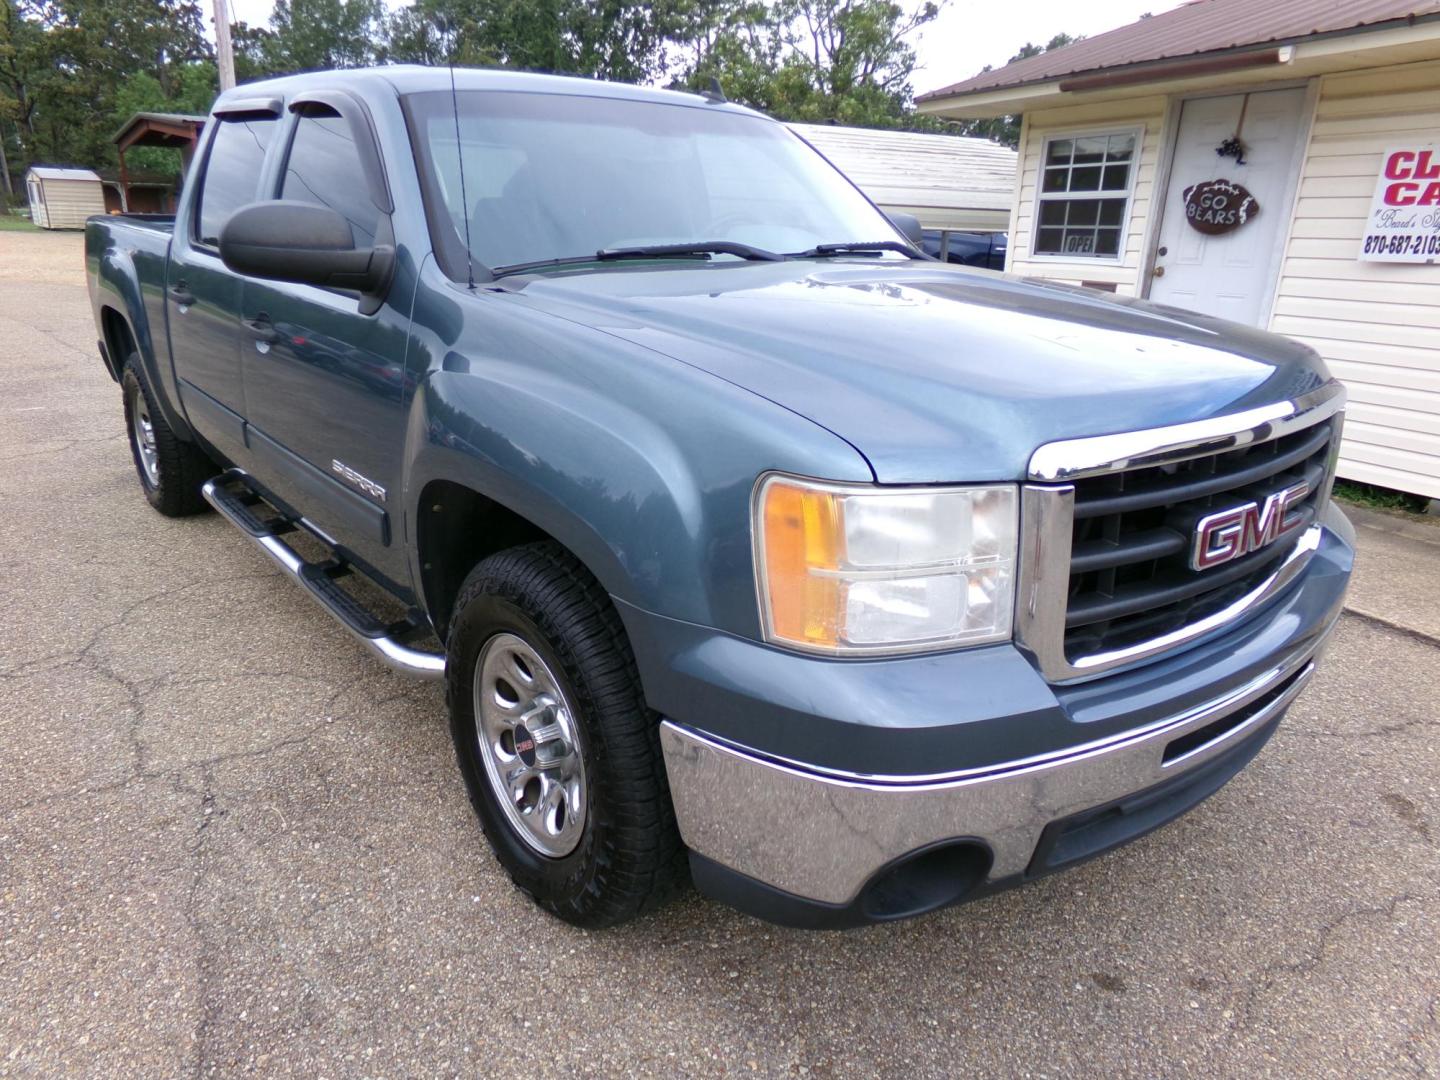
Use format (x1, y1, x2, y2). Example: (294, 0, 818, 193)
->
(1342, 503, 1440, 642)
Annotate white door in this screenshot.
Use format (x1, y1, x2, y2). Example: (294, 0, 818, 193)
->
(1149, 88, 1308, 325)
(27, 178, 46, 228)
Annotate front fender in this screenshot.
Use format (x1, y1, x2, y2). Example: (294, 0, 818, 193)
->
(399, 287, 872, 637)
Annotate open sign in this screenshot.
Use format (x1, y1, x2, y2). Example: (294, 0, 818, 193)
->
(1183, 179, 1260, 235)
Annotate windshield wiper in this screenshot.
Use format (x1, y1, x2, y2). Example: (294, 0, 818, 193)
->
(787, 241, 927, 259)
(597, 241, 783, 262)
(491, 241, 783, 279)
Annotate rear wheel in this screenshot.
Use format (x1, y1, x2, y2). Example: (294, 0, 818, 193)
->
(446, 541, 686, 927)
(121, 357, 213, 517)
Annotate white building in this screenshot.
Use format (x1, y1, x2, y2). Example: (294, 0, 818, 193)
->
(788, 123, 1017, 235)
(919, 0, 1440, 500)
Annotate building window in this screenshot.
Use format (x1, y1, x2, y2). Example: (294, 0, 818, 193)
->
(1034, 131, 1138, 259)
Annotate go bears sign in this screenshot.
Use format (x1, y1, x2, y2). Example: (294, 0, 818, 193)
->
(1360, 145, 1440, 262)
(1183, 179, 1260, 235)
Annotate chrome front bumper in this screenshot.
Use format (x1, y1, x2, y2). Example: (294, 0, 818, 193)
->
(660, 642, 1320, 909)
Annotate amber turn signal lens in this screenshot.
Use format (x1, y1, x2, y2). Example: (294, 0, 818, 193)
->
(754, 475, 1019, 656)
(759, 479, 843, 648)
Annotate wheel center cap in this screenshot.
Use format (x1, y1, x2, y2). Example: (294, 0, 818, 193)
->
(514, 724, 538, 767)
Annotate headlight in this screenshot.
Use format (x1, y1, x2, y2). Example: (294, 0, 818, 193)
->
(753, 475, 1017, 656)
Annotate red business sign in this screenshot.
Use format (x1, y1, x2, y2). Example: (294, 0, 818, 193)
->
(1360, 145, 1440, 261)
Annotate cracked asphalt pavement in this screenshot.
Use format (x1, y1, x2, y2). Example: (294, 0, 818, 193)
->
(2, 229, 1438, 1078)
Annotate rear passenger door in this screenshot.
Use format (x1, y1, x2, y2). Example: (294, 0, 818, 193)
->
(167, 103, 280, 465)
(238, 94, 413, 588)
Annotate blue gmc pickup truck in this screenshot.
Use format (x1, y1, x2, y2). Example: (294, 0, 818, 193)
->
(86, 66, 1354, 928)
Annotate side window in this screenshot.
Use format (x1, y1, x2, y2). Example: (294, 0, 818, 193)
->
(196, 116, 277, 246)
(281, 109, 380, 247)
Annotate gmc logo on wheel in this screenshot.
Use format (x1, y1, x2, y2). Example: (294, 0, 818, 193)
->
(1191, 481, 1310, 571)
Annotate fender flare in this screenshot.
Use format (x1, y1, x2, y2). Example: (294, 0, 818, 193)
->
(93, 246, 195, 442)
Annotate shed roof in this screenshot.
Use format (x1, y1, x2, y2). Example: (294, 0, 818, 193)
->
(26, 166, 102, 183)
(788, 123, 1017, 219)
(110, 112, 206, 142)
(918, 0, 1440, 102)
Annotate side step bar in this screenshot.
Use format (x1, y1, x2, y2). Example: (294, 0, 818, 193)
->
(202, 472, 446, 681)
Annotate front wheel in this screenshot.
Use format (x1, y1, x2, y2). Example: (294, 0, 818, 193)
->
(446, 542, 686, 927)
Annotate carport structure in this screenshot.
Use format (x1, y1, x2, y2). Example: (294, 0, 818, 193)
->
(112, 112, 205, 213)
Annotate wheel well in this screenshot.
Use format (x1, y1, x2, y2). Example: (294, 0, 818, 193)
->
(417, 480, 552, 639)
(100, 307, 135, 381)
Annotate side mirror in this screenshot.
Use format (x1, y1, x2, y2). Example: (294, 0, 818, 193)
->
(219, 200, 394, 306)
(886, 211, 925, 247)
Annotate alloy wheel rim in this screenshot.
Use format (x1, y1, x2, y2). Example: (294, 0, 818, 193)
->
(129, 384, 160, 488)
(473, 632, 587, 858)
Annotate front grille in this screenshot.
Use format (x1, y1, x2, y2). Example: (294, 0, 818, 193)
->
(1063, 417, 1336, 662)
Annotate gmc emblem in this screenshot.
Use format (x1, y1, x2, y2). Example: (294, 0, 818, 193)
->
(1191, 481, 1310, 571)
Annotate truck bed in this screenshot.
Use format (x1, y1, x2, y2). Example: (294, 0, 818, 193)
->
(90, 213, 176, 235)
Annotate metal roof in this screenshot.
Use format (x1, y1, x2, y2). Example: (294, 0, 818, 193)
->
(110, 112, 206, 144)
(26, 166, 102, 183)
(788, 123, 1017, 217)
(918, 0, 1440, 102)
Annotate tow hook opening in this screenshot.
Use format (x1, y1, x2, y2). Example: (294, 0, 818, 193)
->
(858, 841, 993, 922)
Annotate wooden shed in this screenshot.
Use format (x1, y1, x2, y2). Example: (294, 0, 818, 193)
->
(24, 166, 106, 229)
(111, 112, 205, 212)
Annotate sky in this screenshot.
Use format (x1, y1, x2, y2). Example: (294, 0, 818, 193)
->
(216, 0, 1186, 96)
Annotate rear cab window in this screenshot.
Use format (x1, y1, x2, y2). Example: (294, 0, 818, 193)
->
(195, 117, 278, 247)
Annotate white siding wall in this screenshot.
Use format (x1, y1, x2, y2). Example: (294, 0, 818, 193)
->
(1269, 61, 1440, 500)
(1006, 96, 1168, 294)
(32, 178, 105, 229)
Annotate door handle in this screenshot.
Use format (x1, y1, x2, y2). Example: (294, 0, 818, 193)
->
(168, 284, 195, 306)
(1153, 265, 1166, 278)
(243, 316, 278, 343)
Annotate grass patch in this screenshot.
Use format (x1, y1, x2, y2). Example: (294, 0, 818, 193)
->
(1333, 479, 1431, 516)
(0, 213, 39, 232)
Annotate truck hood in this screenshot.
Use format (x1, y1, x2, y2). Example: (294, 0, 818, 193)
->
(507, 261, 1332, 482)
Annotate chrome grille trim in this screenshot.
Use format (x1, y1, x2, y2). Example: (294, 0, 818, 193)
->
(1016, 382, 1346, 684)
(1027, 381, 1347, 483)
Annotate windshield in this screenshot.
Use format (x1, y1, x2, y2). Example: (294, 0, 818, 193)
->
(406, 90, 904, 274)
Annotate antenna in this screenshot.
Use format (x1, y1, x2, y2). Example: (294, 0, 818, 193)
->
(446, 25, 475, 290)
(701, 76, 727, 104)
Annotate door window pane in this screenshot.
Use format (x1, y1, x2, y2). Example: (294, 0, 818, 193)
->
(281, 110, 380, 247)
(196, 117, 277, 246)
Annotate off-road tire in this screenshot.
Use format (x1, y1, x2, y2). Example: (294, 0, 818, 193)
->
(446, 541, 687, 927)
(121, 356, 213, 517)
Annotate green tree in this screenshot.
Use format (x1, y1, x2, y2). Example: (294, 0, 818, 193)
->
(956, 32, 1079, 147)
(239, 0, 384, 77)
(109, 60, 216, 174)
(4, 0, 210, 167)
(678, 0, 942, 128)
(0, 0, 46, 180)
(384, 0, 678, 85)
